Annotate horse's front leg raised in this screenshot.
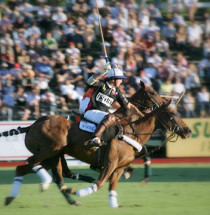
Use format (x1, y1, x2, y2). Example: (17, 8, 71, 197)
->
(108, 167, 125, 208)
(75, 158, 117, 198)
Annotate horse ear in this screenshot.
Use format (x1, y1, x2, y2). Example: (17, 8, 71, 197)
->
(163, 98, 172, 107)
(140, 81, 145, 89)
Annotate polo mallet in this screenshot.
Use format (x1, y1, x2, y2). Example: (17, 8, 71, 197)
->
(95, 0, 109, 63)
(175, 90, 186, 106)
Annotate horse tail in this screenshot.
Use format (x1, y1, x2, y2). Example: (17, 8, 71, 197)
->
(0, 126, 31, 138)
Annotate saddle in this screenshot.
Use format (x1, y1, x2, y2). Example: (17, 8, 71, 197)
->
(67, 111, 121, 142)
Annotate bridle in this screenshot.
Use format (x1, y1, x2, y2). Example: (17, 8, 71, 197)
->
(119, 103, 181, 157)
(130, 88, 162, 113)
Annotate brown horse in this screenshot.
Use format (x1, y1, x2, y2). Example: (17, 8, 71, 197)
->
(2, 82, 191, 207)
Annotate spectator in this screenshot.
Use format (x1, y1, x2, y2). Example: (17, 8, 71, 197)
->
(187, 21, 203, 49)
(177, 52, 188, 67)
(157, 59, 172, 83)
(183, 90, 196, 118)
(198, 54, 210, 78)
(0, 33, 14, 54)
(56, 64, 71, 84)
(138, 8, 150, 27)
(162, 22, 176, 48)
(0, 62, 14, 84)
(60, 79, 82, 110)
(173, 77, 186, 95)
(147, 20, 160, 39)
(172, 12, 186, 27)
(21, 64, 36, 92)
(15, 85, 27, 112)
(127, 9, 138, 35)
(37, 4, 52, 33)
(63, 18, 76, 43)
(184, 0, 197, 21)
(17, 49, 30, 65)
(167, 0, 184, 14)
(42, 32, 58, 55)
(34, 56, 54, 79)
(66, 42, 81, 64)
(0, 15, 12, 33)
(135, 70, 152, 87)
(184, 63, 200, 93)
(197, 86, 210, 117)
(74, 17, 86, 48)
(1, 93, 15, 121)
(155, 34, 169, 57)
(175, 25, 187, 51)
(21, 86, 40, 120)
(52, 49, 65, 69)
(52, 7, 67, 26)
(148, 3, 163, 27)
(83, 24, 95, 49)
(204, 18, 210, 39)
(73, 0, 88, 17)
(160, 78, 174, 95)
(19, 0, 34, 13)
(82, 55, 98, 80)
(40, 88, 56, 115)
(203, 38, 210, 58)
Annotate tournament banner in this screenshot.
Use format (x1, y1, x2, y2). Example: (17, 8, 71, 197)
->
(0, 121, 87, 165)
(166, 118, 210, 157)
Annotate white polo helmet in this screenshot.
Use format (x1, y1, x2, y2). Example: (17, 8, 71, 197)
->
(106, 64, 126, 79)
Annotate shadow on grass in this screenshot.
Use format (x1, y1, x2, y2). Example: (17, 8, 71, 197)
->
(1, 166, 210, 185)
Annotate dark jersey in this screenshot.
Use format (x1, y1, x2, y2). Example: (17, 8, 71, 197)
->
(90, 81, 128, 112)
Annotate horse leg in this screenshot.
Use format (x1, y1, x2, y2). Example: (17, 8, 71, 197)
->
(5, 164, 33, 206)
(27, 147, 63, 166)
(60, 153, 95, 183)
(75, 158, 118, 198)
(108, 167, 125, 208)
(50, 156, 80, 206)
(32, 163, 52, 191)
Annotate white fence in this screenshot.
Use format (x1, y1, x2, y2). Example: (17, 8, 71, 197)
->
(0, 121, 87, 166)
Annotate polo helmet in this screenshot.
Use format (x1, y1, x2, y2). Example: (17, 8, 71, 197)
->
(106, 64, 126, 79)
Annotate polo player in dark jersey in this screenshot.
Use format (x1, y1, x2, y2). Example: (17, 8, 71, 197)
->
(79, 63, 144, 147)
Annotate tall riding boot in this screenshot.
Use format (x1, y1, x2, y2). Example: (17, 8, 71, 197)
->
(88, 114, 117, 147)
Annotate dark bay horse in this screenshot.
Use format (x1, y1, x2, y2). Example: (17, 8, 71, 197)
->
(2, 82, 191, 207)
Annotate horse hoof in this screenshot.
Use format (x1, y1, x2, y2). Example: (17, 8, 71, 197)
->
(72, 201, 81, 206)
(40, 183, 50, 192)
(5, 197, 15, 206)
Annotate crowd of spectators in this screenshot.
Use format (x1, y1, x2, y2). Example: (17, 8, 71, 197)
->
(0, 0, 209, 121)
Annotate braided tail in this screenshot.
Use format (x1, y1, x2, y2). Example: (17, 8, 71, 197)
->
(0, 126, 31, 138)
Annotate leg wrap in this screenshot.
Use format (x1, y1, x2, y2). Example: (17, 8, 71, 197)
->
(32, 165, 52, 184)
(76, 184, 98, 197)
(109, 190, 119, 208)
(10, 176, 24, 197)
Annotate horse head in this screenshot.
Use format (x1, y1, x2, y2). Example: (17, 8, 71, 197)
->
(129, 81, 164, 114)
(153, 99, 191, 139)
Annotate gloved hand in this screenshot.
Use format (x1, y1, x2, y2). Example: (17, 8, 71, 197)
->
(104, 62, 111, 72)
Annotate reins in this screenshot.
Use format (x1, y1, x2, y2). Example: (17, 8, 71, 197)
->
(117, 104, 180, 158)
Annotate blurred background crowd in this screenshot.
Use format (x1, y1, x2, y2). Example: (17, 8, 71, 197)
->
(0, 0, 209, 121)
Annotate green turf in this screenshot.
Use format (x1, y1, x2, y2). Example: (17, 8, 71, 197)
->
(0, 164, 210, 215)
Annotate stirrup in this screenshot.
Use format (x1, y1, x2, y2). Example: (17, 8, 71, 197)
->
(88, 137, 101, 147)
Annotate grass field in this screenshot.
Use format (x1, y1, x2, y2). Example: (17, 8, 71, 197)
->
(0, 163, 210, 215)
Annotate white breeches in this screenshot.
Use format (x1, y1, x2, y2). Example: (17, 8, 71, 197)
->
(84, 109, 108, 124)
(79, 97, 108, 124)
